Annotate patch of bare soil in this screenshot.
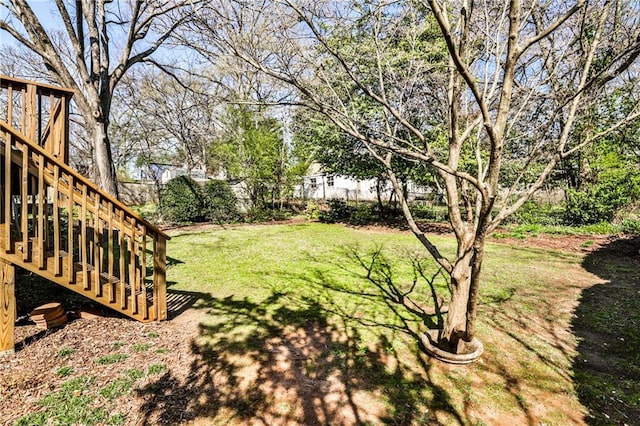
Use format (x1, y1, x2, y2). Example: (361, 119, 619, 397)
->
(489, 232, 619, 254)
(2, 300, 396, 425)
(355, 219, 618, 255)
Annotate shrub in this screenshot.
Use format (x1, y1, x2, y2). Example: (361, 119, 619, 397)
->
(246, 205, 291, 222)
(319, 199, 351, 223)
(410, 204, 449, 222)
(305, 201, 320, 220)
(350, 204, 377, 225)
(203, 180, 241, 223)
(508, 200, 563, 226)
(621, 218, 640, 235)
(563, 149, 640, 226)
(563, 182, 631, 226)
(159, 176, 205, 223)
(246, 206, 268, 222)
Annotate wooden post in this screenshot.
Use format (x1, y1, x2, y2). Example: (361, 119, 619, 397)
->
(5, 131, 12, 252)
(0, 259, 15, 355)
(153, 236, 167, 321)
(21, 145, 29, 261)
(25, 83, 37, 143)
(140, 227, 148, 319)
(62, 95, 70, 163)
(7, 86, 13, 127)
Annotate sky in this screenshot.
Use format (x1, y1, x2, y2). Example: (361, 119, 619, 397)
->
(0, 0, 194, 70)
(0, 0, 59, 47)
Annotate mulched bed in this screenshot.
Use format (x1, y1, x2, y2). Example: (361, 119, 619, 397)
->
(0, 269, 201, 425)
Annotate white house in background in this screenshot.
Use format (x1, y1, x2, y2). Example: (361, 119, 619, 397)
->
(296, 172, 389, 202)
(132, 163, 212, 184)
(295, 163, 433, 202)
(159, 164, 211, 184)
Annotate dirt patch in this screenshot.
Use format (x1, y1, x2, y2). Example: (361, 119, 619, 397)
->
(489, 232, 618, 254)
(353, 220, 619, 255)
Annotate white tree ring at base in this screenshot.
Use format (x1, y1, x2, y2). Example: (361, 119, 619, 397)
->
(420, 329, 484, 364)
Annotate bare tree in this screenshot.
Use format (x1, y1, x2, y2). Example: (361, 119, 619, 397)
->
(191, 0, 640, 356)
(114, 69, 220, 170)
(0, 0, 200, 196)
(109, 67, 224, 201)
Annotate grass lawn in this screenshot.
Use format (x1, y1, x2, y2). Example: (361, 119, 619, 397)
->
(161, 222, 597, 425)
(10, 222, 639, 425)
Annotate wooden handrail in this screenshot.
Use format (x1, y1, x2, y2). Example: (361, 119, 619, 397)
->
(0, 75, 75, 96)
(0, 77, 167, 336)
(1, 121, 168, 321)
(0, 120, 169, 240)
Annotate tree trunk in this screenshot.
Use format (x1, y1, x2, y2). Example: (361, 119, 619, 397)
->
(440, 248, 475, 353)
(465, 239, 485, 341)
(437, 232, 488, 353)
(92, 119, 119, 199)
(375, 178, 384, 219)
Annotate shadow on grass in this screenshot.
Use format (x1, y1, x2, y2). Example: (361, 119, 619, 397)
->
(136, 243, 581, 425)
(136, 291, 466, 425)
(575, 237, 640, 425)
(135, 246, 469, 425)
(286, 246, 448, 331)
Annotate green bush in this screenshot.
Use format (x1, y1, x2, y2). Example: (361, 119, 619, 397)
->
(203, 180, 241, 223)
(563, 143, 640, 226)
(319, 199, 351, 223)
(509, 200, 563, 226)
(317, 200, 384, 225)
(410, 204, 448, 221)
(621, 218, 640, 235)
(245, 205, 291, 222)
(159, 176, 205, 223)
(563, 180, 632, 225)
(350, 204, 377, 225)
(305, 201, 320, 220)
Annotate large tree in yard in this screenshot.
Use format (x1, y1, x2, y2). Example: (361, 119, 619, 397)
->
(0, 0, 199, 197)
(192, 0, 640, 358)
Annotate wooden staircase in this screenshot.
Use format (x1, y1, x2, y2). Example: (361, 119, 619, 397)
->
(0, 76, 169, 353)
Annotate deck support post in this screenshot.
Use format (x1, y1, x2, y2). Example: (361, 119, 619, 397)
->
(0, 259, 15, 355)
(154, 237, 167, 321)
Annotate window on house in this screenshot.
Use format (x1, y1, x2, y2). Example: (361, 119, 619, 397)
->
(327, 176, 334, 187)
(310, 178, 317, 189)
